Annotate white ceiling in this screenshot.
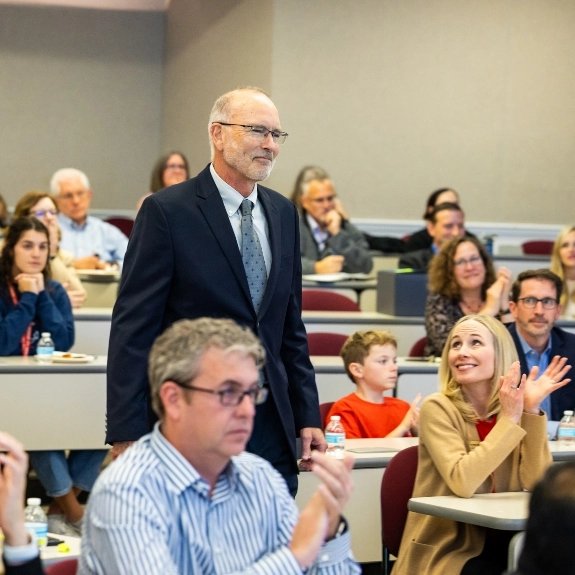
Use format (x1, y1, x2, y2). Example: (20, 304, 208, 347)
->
(0, 0, 169, 10)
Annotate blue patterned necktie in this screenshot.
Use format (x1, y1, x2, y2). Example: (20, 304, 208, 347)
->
(240, 199, 267, 312)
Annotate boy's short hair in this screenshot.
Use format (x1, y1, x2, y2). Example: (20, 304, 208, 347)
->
(340, 330, 398, 383)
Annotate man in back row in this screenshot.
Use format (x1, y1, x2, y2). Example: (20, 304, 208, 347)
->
(80, 318, 359, 574)
(52, 168, 128, 270)
(398, 202, 465, 270)
(508, 269, 575, 421)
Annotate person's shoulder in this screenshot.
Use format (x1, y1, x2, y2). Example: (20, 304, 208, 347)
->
(553, 325, 575, 347)
(233, 451, 290, 493)
(385, 396, 411, 408)
(421, 392, 450, 411)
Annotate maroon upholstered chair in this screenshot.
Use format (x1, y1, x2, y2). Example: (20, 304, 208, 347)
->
(408, 336, 427, 357)
(105, 216, 134, 238)
(302, 289, 360, 312)
(521, 240, 554, 256)
(307, 332, 349, 356)
(380, 445, 419, 574)
(320, 401, 335, 428)
(45, 558, 79, 575)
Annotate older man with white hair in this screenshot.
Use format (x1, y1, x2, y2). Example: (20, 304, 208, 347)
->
(52, 168, 128, 270)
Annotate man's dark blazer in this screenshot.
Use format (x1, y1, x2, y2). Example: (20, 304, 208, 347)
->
(3, 555, 43, 575)
(507, 322, 575, 421)
(106, 165, 321, 461)
(398, 248, 434, 271)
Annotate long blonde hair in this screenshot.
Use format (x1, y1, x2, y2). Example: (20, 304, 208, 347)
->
(551, 225, 575, 309)
(439, 314, 518, 423)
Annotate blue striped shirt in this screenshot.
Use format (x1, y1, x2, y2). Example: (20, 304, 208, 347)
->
(78, 424, 359, 574)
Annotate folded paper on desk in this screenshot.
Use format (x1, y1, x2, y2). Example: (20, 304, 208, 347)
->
(302, 272, 373, 282)
(347, 447, 399, 453)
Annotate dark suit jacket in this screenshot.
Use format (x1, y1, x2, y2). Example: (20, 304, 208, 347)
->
(3, 555, 43, 575)
(106, 165, 320, 459)
(398, 248, 434, 271)
(507, 323, 575, 421)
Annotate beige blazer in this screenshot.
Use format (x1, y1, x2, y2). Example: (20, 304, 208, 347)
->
(393, 392, 551, 575)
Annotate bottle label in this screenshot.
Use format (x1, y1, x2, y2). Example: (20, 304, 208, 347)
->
(557, 427, 575, 438)
(325, 432, 345, 445)
(25, 521, 48, 548)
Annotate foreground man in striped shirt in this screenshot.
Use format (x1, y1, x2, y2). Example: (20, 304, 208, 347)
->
(79, 318, 360, 574)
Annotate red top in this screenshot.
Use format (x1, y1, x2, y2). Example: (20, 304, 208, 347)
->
(326, 393, 411, 438)
(476, 415, 497, 441)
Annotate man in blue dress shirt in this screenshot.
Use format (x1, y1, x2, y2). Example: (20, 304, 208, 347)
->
(508, 269, 575, 422)
(52, 168, 128, 270)
(79, 318, 359, 574)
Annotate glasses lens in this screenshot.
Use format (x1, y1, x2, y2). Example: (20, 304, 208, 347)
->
(542, 298, 557, 309)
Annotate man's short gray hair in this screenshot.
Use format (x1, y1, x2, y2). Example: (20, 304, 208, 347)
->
(207, 86, 270, 158)
(50, 168, 90, 194)
(148, 317, 265, 418)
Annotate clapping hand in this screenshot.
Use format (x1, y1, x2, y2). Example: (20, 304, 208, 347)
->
(523, 355, 571, 415)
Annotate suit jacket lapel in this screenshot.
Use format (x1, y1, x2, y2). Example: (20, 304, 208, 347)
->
(258, 187, 281, 319)
(196, 167, 253, 307)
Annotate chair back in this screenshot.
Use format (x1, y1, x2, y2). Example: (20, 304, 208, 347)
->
(408, 336, 427, 357)
(380, 445, 419, 573)
(307, 332, 349, 356)
(45, 558, 79, 575)
(521, 240, 554, 255)
(105, 216, 134, 238)
(320, 401, 335, 427)
(507, 531, 525, 572)
(302, 289, 360, 311)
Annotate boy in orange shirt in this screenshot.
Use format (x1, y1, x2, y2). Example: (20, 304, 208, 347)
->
(326, 330, 421, 438)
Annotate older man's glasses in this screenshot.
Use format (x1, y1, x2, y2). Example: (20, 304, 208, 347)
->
(172, 380, 268, 406)
(59, 190, 88, 201)
(213, 122, 288, 145)
(517, 297, 558, 310)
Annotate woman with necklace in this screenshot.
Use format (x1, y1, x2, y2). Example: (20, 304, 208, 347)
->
(424, 236, 512, 357)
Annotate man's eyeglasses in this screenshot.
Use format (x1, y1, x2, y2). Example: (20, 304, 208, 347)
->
(165, 164, 186, 171)
(171, 380, 268, 406)
(213, 122, 288, 145)
(59, 190, 88, 201)
(453, 255, 483, 268)
(310, 195, 336, 204)
(517, 297, 558, 310)
(30, 209, 57, 218)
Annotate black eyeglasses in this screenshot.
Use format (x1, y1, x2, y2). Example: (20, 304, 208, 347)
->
(171, 380, 268, 406)
(213, 122, 288, 145)
(517, 297, 558, 309)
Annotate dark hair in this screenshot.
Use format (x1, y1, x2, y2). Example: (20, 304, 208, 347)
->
(517, 461, 575, 575)
(510, 269, 563, 303)
(429, 202, 463, 224)
(428, 236, 495, 300)
(150, 151, 190, 193)
(422, 188, 459, 220)
(289, 165, 331, 212)
(0, 217, 51, 288)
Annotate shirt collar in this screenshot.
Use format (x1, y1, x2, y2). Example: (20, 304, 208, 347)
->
(516, 329, 553, 358)
(210, 163, 258, 217)
(149, 422, 241, 497)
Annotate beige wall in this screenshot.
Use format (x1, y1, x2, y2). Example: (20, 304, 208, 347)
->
(164, 0, 575, 225)
(0, 5, 164, 210)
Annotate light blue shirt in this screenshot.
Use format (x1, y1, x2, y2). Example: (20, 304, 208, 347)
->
(58, 214, 128, 269)
(209, 164, 272, 276)
(78, 423, 359, 575)
(307, 212, 329, 252)
(517, 331, 554, 418)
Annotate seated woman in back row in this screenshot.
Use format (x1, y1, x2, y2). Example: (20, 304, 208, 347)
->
(550, 225, 575, 319)
(424, 236, 512, 357)
(394, 314, 570, 575)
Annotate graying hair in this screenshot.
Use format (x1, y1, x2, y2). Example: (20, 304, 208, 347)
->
(148, 317, 265, 418)
(207, 86, 270, 158)
(50, 168, 90, 194)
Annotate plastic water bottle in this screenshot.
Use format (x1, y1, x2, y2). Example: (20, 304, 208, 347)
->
(24, 497, 48, 548)
(557, 410, 575, 445)
(325, 415, 345, 459)
(36, 332, 54, 363)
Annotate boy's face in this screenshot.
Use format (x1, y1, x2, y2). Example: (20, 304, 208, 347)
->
(355, 344, 398, 391)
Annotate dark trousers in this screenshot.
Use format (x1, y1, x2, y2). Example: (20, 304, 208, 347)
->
(461, 529, 515, 575)
(247, 389, 298, 497)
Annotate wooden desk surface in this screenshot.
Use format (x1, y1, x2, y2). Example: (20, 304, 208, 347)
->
(409, 492, 529, 530)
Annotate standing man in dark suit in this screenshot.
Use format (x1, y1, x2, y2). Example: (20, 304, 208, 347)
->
(106, 87, 326, 494)
(508, 269, 575, 422)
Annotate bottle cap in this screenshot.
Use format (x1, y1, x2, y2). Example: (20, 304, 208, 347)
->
(330, 415, 341, 421)
(564, 410, 574, 416)
(26, 497, 41, 506)
(41, 332, 51, 337)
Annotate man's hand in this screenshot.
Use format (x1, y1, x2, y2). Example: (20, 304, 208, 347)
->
(325, 209, 343, 236)
(0, 432, 30, 547)
(111, 441, 135, 461)
(314, 255, 344, 274)
(299, 427, 327, 471)
(73, 255, 102, 270)
(289, 452, 354, 569)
